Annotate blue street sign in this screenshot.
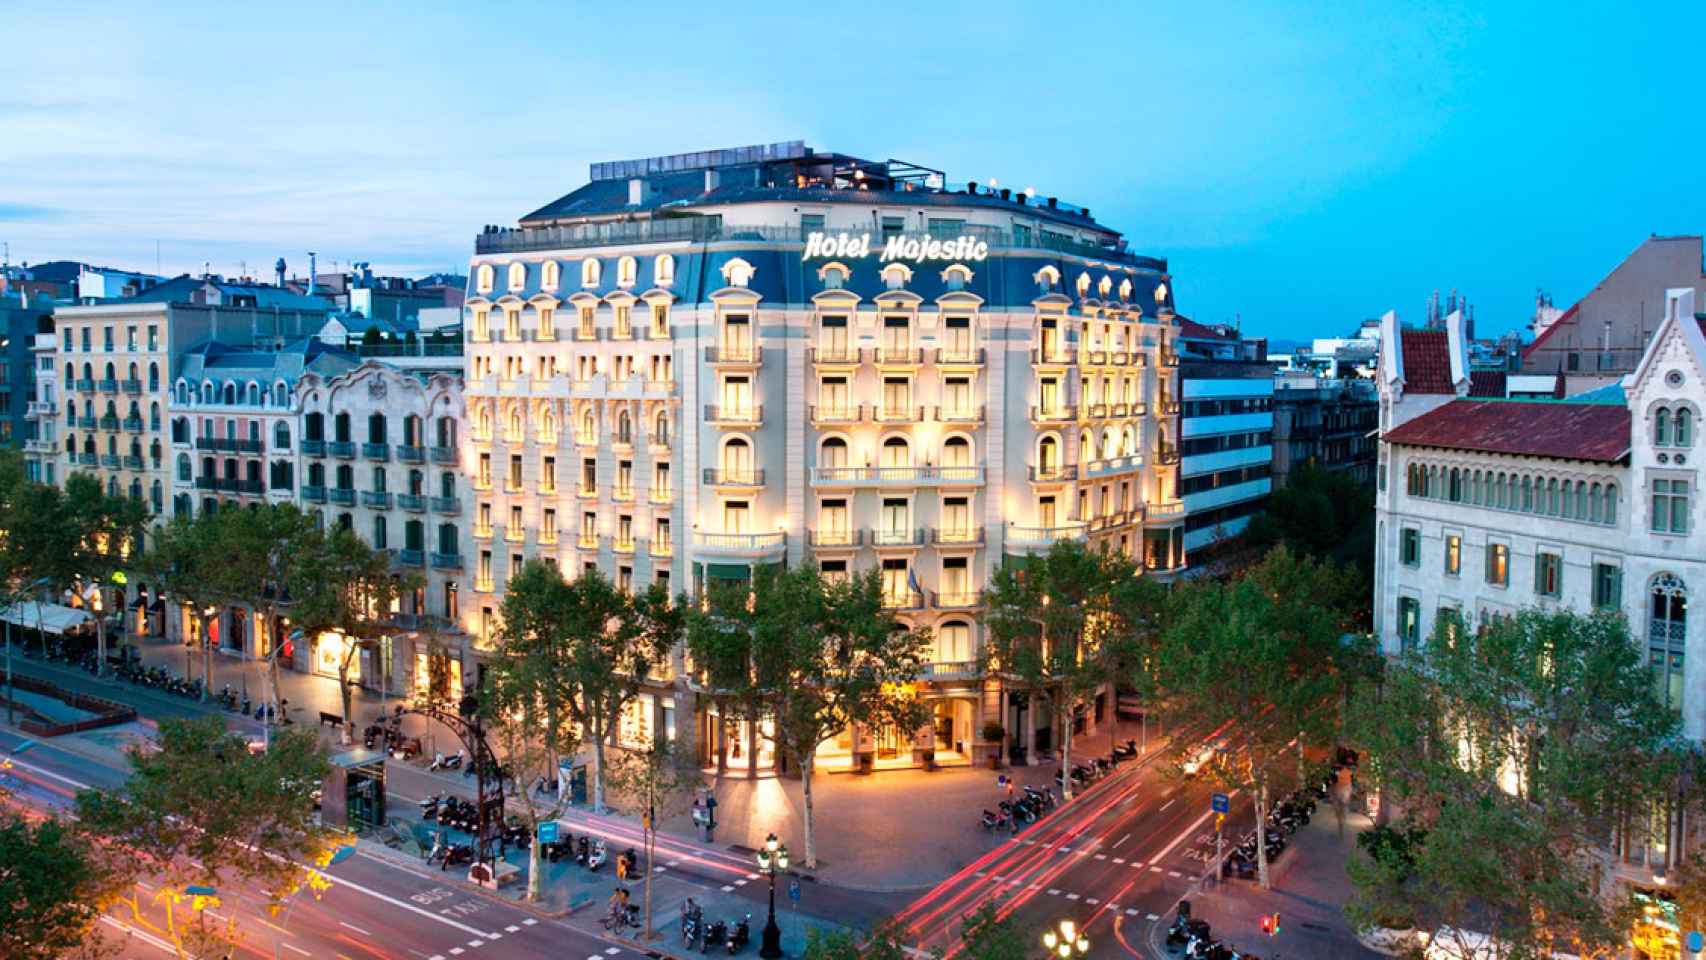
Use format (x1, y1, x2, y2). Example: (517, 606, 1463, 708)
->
(1687, 931, 1703, 953)
(788, 878, 801, 902)
(185, 885, 217, 897)
(539, 821, 559, 843)
(1211, 793, 1230, 814)
(328, 845, 356, 866)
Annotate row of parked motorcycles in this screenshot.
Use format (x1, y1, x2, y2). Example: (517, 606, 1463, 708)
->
(681, 907, 752, 954)
(1166, 901, 1264, 959)
(36, 639, 103, 675)
(980, 784, 1058, 832)
(1221, 771, 1332, 880)
(361, 718, 422, 760)
(1055, 738, 1142, 793)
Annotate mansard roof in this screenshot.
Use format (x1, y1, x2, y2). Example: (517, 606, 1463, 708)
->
(1383, 398, 1631, 463)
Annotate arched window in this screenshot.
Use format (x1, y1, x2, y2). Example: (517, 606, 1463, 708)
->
(580, 407, 595, 441)
(943, 436, 972, 468)
(176, 453, 191, 483)
(1651, 574, 1688, 709)
(819, 436, 849, 469)
(1656, 407, 1672, 446)
(581, 258, 600, 288)
(103, 361, 115, 381)
(1678, 408, 1694, 448)
(507, 262, 526, 292)
(247, 382, 260, 406)
(1448, 468, 1462, 503)
(148, 362, 159, 391)
(1604, 483, 1618, 523)
(616, 410, 632, 445)
(653, 409, 669, 446)
(275, 421, 291, 450)
(222, 382, 236, 405)
(721, 437, 752, 478)
(440, 471, 456, 499)
(149, 439, 161, 466)
(1547, 477, 1560, 516)
(654, 254, 675, 286)
(540, 407, 557, 443)
(368, 413, 387, 444)
(507, 407, 522, 442)
(308, 462, 325, 487)
(305, 412, 324, 442)
(1521, 476, 1533, 511)
(880, 436, 910, 468)
(541, 260, 560, 291)
(617, 256, 637, 288)
(1574, 481, 1588, 519)
(148, 402, 160, 430)
(127, 361, 138, 381)
(938, 620, 971, 664)
(274, 382, 288, 407)
(1038, 436, 1059, 473)
(477, 406, 493, 440)
(476, 264, 495, 294)
(336, 464, 353, 489)
(151, 480, 162, 511)
(334, 412, 351, 443)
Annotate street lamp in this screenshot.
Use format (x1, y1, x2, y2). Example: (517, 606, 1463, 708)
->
(1042, 918, 1089, 958)
(755, 832, 789, 959)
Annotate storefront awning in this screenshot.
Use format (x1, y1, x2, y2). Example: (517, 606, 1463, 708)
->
(704, 563, 751, 581)
(0, 601, 94, 635)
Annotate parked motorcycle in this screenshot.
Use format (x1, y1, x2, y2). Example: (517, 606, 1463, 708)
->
(726, 913, 751, 954)
(703, 919, 727, 954)
(429, 749, 465, 772)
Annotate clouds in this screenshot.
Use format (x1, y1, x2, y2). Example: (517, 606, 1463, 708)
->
(0, 203, 67, 222)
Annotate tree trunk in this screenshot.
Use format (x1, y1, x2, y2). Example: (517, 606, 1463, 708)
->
(92, 591, 108, 678)
(643, 811, 656, 939)
(1255, 780, 1271, 890)
(591, 717, 607, 812)
(527, 833, 542, 902)
(802, 748, 818, 868)
(1060, 700, 1074, 801)
(201, 617, 213, 702)
(716, 707, 727, 775)
(338, 659, 354, 745)
(746, 701, 758, 780)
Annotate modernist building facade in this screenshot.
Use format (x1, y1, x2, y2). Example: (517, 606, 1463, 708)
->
(1374, 289, 1706, 886)
(461, 143, 1187, 770)
(1176, 320, 1274, 554)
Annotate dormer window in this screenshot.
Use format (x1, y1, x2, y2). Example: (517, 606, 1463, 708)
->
(941, 263, 973, 290)
(581, 258, 601, 288)
(475, 264, 495, 294)
(617, 256, 637, 288)
(1033, 265, 1060, 291)
(880, 263, 912, 291)
(541, 260, 560, 291)
(817, 262, 849, 289)
(507, 262, 526, 292)
(1076, 273, 1091, 298)
(721, 258, 756, 288)
(654, 254, 675, 287)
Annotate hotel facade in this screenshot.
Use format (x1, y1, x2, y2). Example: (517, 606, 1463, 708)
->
(460, 142, 1188, 770)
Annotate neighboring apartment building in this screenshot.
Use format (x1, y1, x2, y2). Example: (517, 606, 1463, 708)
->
(463, 141, 1184, 770)
(295, 361, 467, 694)
(1270, 370, 1378, 487)
(0, 292, 53, 449)
(1523, 235, 1706, 389)
(1375, 287, 1706, 893)
(1176, 319, 1274, 553)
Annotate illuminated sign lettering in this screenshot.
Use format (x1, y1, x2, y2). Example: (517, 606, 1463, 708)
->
(802, 231, 989, 264)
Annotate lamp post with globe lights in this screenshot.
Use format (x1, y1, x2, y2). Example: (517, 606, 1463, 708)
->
(755, 832, 789, 958)
(1043, 918, 1089, 958)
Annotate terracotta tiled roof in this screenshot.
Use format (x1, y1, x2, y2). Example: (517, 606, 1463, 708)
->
(1178, 317, 1234, 341)
(1468, 370, 1507, 398)
(1399, 329, 1455, 394)
(1383, 399, 1631, 463)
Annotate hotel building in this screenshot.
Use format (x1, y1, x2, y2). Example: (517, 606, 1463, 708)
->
(462, 142, 1186, 770)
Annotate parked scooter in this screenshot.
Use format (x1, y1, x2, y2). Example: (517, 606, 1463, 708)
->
(726, 913, 751, 954)
(703, 919, 727, 954)
(429, 749, 465, 772)
(586, 838, 607, 872)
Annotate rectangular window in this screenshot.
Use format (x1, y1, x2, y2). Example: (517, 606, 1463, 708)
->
(103, 326, 113, 351)
(81, 328, 90, 352)
(1400, 528, 1421, 567)
(508, 454, 522, 491)
(477, 452, 491, 488)
(63, 328, 72, 352)
(126, 326, 137, 351)
(1653, 478, 1690, 534)
(880, 217, 905, 240)
(582, 458, 596, 494)
(510, 505, 524, 539)
(542, 508, 557, 543)
(618, 566, 632, 593)
(1397, 597, 1420, 652)
(511, 553, 524, 578)
(1535, 551, 1562, 598)
(1485, 543, 1509, 586)
(1592, 562, 1622, 610)
(148, 325, 158, 351)
(1444, 534, 1461, 577)
(541, 456, 556, 493)
(799, 213, 824, 237)
(477, 501, 492, 537)
(478, 550, 492, 588)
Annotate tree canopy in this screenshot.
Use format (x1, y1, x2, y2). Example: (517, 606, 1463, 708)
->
(0, 812, 123, 960)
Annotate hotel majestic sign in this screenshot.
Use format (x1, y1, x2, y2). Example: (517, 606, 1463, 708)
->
(802, 231, 990, 264)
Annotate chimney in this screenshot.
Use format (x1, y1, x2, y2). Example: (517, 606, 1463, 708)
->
(275, 258, 287, 288)
(308, 251, 318, 294)
(703, 169, 720, 194)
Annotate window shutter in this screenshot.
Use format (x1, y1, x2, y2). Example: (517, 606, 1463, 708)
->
(1485, 543, 1495, 582)
(1534, 554, 1545, 594)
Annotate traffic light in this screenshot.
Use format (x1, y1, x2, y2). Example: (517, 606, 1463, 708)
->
(1260, 914, 1279, 937)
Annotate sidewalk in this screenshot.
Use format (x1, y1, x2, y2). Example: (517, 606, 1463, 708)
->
(1146, 773, 1381, 960)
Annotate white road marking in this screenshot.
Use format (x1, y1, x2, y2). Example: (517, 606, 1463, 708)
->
(1159, 797, 1177, 811)
(1047, 887, 1061, 895)
(606, 950, 621, 956)
(720, 884, 735, 892)
(1112, 857, 1126, 864)
(504, 925, 519, 934)
(1147, 802, 1223, 867)
(1066, 892, 1081, 900)
(1168, 870, 1182, 878)
(653, 866, 666, 873)
(467, 940, 484, 948)
(523, 918, 538, 926)
(1086, 897, 1099, 905)
(1146, 913, 1160, 921)
(1126, 909, 1141, 916)
(1112, 832, 1131, 848)
(487, 933, 501, 940)
(429, 956, 446, 960)
(449, 950, 464, 957)
(667, 860, 681, 868)
(341, 921, 373, 936)
(283, 944, 312, 957)
(734, 878, 747, 885)
(1150, 866, 1162, 873)
(745, 873, 759, 880)
(1094, 854, 1106, 860)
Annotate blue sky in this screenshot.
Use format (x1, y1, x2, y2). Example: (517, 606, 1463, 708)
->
(2, 1, 1702, 341)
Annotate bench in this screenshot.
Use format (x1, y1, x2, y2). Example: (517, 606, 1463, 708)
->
(319, 711, 343, 728)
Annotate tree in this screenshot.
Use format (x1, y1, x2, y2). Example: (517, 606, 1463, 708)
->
(688, 566, 929, 869)
(958, 902, 1028, 959)
(1243, 464, 1375, 628)
(199, 504, 319, 720)
(607, 738, 702, 940)
(1344, 607, 1683, 958)
(137, 515, 225, 700)
(289, 525, 415, 742)
(1157, 546, 1357, 888)
(75, 717, 338, 957)
(800, 923, 917, 960)
(16, 473, 145, 675)
(484, 560, 584, 902)
(983, 541, 1137, 799)
(0, 813, 123, 960)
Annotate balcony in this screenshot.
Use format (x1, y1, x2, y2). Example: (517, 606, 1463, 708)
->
(919, 660, 978, 680)
(650, 488, 673, 505)
(26, 401, 54, 417)
(703, 468, 765, 488)
(1030, 349, 1073, 366)
(99, 415, 119, 431)
(23, 439, 54, 454)
(397, 549, 425, 567)
(237, 480, 264, 496)
(934, 347, 985, 366)
(473, 524, 494, 540)
(1108, 352, 1131, 367)
(576, 484, 598, 500)
(505, 525, 525, 543)
(430, 552, 463, 570)
(1029, 405, 1078, 424)
(1148, 500, 1186, 521)
(329, 441, 356, 459)
(1157, 445, 1180, 465)
(871, 527, 925, 548)
(1085, 455, 1142, 478)
(809, 346, 861, 366)
(361, 491, 393, 509)
(122, 416, 143, 432)
(121, 379, 143, 394)
(932, 590, 983, 610)
(398, 493, 425, 512)
(329, 488, 357, 506)
(1088, 403, 1109, 417)
(809, 404, 864, 426)
(1086, 350, 1108, 365)
(397, 445, 425, 463)
(873, 346, 924, 367)
(430, 446, 459, 465)
(193, 475, 217, 490)
(934, 405, 985, 424)
(612, 536, 637, 555)
(431, 496, 461, 515)
(810, 465, 985, 487)
(873, 405, 924, 424)
(97, 379, 117, 393)
(1028, 464, 1078, 482)
(612, 485, 636, 502)
(76, 416, 96, 429)
(703, 344, 760, 366)
(693, 530, 786, 557)
(74, 378, 94, 392)
(122, 454, 144, 470)
(808, 529, 864, 548)
(301, 439, 326, 456)
(77, 452, 97, 466)
(362, 442, 390, 461)
(1158, 399, 1181, 416)
(1089, 507, 1143, 531)
(1006, 522, 1089, 550)
(100, 454, 120, 468)
(1160, 352, 1181, 367)
(302, 485, 327, 502)
(704, 405, 762, 427)
(650, 538, 673, 558)
(882, 590, 926, 612)
(932, 527, 985, 546)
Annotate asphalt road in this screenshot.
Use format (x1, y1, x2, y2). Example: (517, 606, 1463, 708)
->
(0, 728, 667, 960)
(895, 725, 1275, 959)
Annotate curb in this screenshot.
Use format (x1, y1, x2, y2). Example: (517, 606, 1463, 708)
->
(353, 836, 575, 920)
